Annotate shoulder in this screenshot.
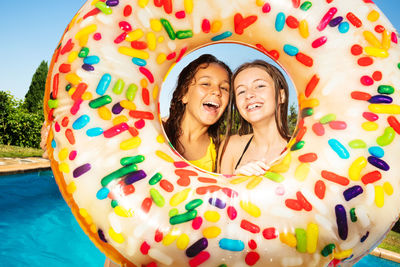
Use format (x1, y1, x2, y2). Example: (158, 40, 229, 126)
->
(229, 134, 252, 146)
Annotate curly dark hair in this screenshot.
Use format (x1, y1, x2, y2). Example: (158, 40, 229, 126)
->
(163, 54, 232, 171)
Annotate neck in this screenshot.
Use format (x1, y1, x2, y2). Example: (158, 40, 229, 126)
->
(180, 113, 210, 143)
(251, 117, 286, 150)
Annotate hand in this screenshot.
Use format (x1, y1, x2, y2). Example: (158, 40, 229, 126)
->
(40, 122, 50, 159)
(234, 160, 269, 176)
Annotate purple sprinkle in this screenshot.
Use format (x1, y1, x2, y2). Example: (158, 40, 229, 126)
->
(73, 163, 91, 178)
(106, 0, 119, 6)
(335, 204, 348, 240)
(98, 229, 107, 243)
(208, 197, 226, 209)
(82, 64, 95, 71)
(360, 231, 369, 242)
(343, 185, 363, 201)
(124, 170, 147, 184)
(186, 237, 208, 257)
(329, 16, 343, 27)
(112, 102, 123, 114)
(368, 156, 390, 171)
(368, 95, 393, 104)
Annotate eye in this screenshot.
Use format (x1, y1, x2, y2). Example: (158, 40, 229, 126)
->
(236, 89, 245, 96)
(201, 82, 210, 86)
(220, 85, 229, 91)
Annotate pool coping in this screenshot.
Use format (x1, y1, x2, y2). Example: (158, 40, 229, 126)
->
(371, 247, 400, 263)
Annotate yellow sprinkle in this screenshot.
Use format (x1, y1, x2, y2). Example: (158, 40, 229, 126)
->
(113, 115, 128, 125)
(364, 47, 389, 58)
(114, 206, 133, 217)
(270, 152, 291, 173)
(58, 148, 69, 161)
(98, 106, 112, 120)
(138, 0, 149, 8)
(75, 24, 97, 40)
(163, 228, 180, 246)
(126, 29, 144, 41)
(184, 0, 193, 13)
(91, 0, 101, 5)
(120, 100, 136, 111)
(59, 162, 70, 173)
(247, 176, 263, 189)
(255, 0, 264, 6)
(66, 182, 77, 194)
(382, 30, 391, 50)
(383, 182, 393, 195)
(306, 223, 318, 253)
(203, 226, 221, 238)
(367, 10, 380, 22)
(147, 32, 157, 51)
(164, 63, 176, 82)
(368, 104, 400, 114)
(362, 121, 379, 131)
(118, 46, 149, 59)
(299, 20, 309, 39)
(240, 201, 261, 217)
(68, 51, 79, 63)
(68, 87, 76, 96)
(90, 224, 97, 233)
(157, 53, 167, 64)
(153, 85, 159, 100)
(170, 188, 192, 207)
(120, 137, 141, 150)
(158, 36, 164, 43)
(156, 134, 165, 143)
(82, 91, 93, 100)
(300, 98, 319, 109)
(230, 176, 251, 185)
(294, 163, 309, 181)
(84, 214, 93, 225)
(156, 150, 174, 162)
(78, 35, 89, 47)
(334, 249, 353, 259)
(348, 156, 367, 181)
(109, 228, 125, 243)
(141, 78, 148, 88)
(176, 234, 190, 250)
(363, 31, 382, 48)
(211, 20, 222, 33)
(280, 232, 297, 247)
(79, 208, 89, 218)
(65, 73, 82, 85)
(204, 211, 221, 222)
(374, 185, 384, 207)
(150, 19, 163, 32)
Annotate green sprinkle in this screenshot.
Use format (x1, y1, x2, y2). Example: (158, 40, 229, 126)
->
(89, 95, 112, 108)
(149, 172, 163, 185)
(150, 188, 165, 207)
(300, 1, 312, 11)
(120, 155, 145, 166)
(170, 210, 197, 225)
(378, 85, 395, 95)
(48, 99, 59, 109)
(397, 62, 400, 69)
(185, 199, 203, 211)
(169, 208, 179, 217)
(126, 83, 138, 101)
(79, 47, 89, 58)
(160, 18, 176, 40)
(377, 127, 395, 146)
(101, 164, 138, 186)
(113, 79, 125, 95)
(95, 1, 112, 15)
(291, 141, 305, 151)
(321, 244, 335, 257)
(176, 30, 193, 39)
(348, 139, 367, 149)
(218, 265, 227, 267)
(301, 108, 313, 117)
(350, 208, 357, 222)
(111, 200, 118, 208)
(295, 228, 307, 253)
(66, 84, 72, 91)
(264, 172, 285, 183)
(319, 114, 336, 124)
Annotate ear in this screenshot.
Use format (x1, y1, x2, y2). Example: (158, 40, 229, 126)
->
(182, 93, 188, 104)
(279, 89, 286, 104)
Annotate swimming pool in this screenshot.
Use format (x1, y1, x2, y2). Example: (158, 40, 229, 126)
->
(0, 171, 397, 266)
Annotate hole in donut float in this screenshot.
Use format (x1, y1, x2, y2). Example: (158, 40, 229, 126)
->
(160, 42, 299, 174)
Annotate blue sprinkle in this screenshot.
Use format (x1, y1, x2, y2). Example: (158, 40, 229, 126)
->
(96, 73, 112, 95)
(275, 12, 285, 32)
(368, 156, 389, 171)
(106, 0, 119, 6)
(360, 231, 369, 243)
(86, 127, 104, 137)
(211, 31, 232, 41)
(96, 187, 110, 200)
(368, 95, 393, 104)
(82, 64, 95, 71)
(132, 57, 147, 66)
(72, 115, 90, 130)
(368, 146, 384, 158)
(343, 185, 363, 201)
(51, 139, 56, 148)
(283, 44, 299, 56)
(84, 55, 100, 65)
(208, 198, 226, 209)
(219, 238, 245, 252)
(328, 139, 350, 159)
(338, 22, 350, 33)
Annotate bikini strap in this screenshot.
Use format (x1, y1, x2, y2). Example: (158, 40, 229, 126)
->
(234, 135, 254, 170)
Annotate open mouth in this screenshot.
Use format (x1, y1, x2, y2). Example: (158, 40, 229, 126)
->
(247, 103, 263, 111)
(203, 101, 220, 113)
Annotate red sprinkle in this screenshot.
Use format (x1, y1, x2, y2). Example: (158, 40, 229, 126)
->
(392, 32, 398, 43)
(93, 33, 102, 40)
(347, 12, 362, 28)
(305, 74, 320, 97)
(103, 123, 129, 138)
(55, 122, 60, 132)
(72, 83, 88, 101)
(65, 129, 75, 145)
(227, 206, 237, 220)
(361, 170, 382, 185)
(240, 220, 260, 233)
(69, 150, 77, 160)
(123, 184, 135, 195)
(154, 0, 172, 14)
(70, 99, 82, 115)
(60, 39, 74, 55)
(53, 73, 59, 98)
(372, 71, 382, 81)
(192, 216, 203, 230)
(312, 36, 327, 48)
(351, 44, 363, 56)
(296, 52, 313, 67)
(142, 88, 150, 105)
(166, 52, 176, 60)
(314, 180, 326, 199)
(292, 0, 300, 8)
(351, 91, 371, 101)
(176, 46, 188, 62)
(221, 187, 238, 198)
(175, 10, 186, 19)
(174, 161, 190, 168)
(59, 64, 71, 73)
(375, 25, 385, 33)
(128, 126, 139, 137)
(248, 239, 257, 250)
(321, 170, 350, 186)
(154, 229, 163, 242)
(296, 126, 307, 142)
(245, 251, 260, 266)
(83, 8, 101, 20)
(262, 227, 278, 239)
(160, 179, 174, 192)
(262, 3, 271, 13)
(123, 5, 132, 17)
(114, 32, 127, 44)
(329, 121, 347, 130)
(363, 112, 379, 121)
(312, 122, 325, 136)
(201, 19, 211, 33)
(285, 199, 302, 211)
(234, 13, 258, 35)
(298, 153, 318, 163)
(286, 16, 299, 29)
(134, 119, 145, 129)
(357, 57, 373, 66)
(141, 197, 152, 213)
(197, 177, 217, 183)
(61, 117, 69, 127)
(296, 191, 312, 211)
(129, 110, 154, 120)
(119, 21, 132, 32)
(360, 75, 374, 86)
(139, 67, 154, 83)
(189, 251, 210, 267)
(388, 116, 400, 134)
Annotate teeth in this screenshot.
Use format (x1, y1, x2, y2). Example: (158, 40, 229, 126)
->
(247, 103, 261, 110)
(204, 101, 220, 108)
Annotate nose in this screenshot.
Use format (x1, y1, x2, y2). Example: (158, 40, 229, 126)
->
(211, 86, 222, 96)
(245, 89, 255, 99)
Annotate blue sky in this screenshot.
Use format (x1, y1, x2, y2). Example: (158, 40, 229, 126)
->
(1, 0, 399, 102)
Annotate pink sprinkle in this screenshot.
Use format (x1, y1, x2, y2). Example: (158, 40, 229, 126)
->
(329, 121, 347, 130)
(312, 122, 325, 136)
(317, 7, 337, 31)
(134, 119, 145, 129)
(262, 3, 271, 13)
(363, 112, 379, 121)
(175, 10, 186, 19)
(174, 161, 190, 168)
(69, 150, 77, 160)
(392, 32, 398, 44)
(139, 67, 154, 83)
(55, 122, 61, 132)
(70, 100, 83, 115)
(114, 32, 127, 44)
(93, 33, 102, 40)
(119, 21, 132, 32)
(275, 185, 285, 196)
(227, 206, 237, 220)
(166, 52, 176, 60)
(201, 19, 210, 33)
(360, 75, 374, 86)
(312, 36, 327, 48)
(192, 217, 203, 230)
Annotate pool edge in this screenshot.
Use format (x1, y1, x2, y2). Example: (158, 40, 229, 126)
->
(371, 247, 400, 263)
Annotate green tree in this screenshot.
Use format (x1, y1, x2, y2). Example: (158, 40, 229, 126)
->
(288, 103, 298, 134)
(23, 60, 48, 116)
(0, 91, 21, 145)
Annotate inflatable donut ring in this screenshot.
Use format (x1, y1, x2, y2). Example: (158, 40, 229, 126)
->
(44, 0, 400, 266)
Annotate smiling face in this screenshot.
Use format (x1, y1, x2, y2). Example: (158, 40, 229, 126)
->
(182, 63, 230, 126)
(234, 66, 277, 124)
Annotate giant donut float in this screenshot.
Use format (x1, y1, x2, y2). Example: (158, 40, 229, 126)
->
(44, 0, 400, 266)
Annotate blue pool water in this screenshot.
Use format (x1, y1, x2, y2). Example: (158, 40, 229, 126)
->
(0, 171, 398, 266)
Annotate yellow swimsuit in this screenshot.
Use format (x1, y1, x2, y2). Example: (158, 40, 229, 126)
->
(189, 139, 216, 172)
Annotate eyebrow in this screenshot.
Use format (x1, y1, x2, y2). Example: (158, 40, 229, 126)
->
(235, 79, 267, 90)
(198, 76, 229, 84)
